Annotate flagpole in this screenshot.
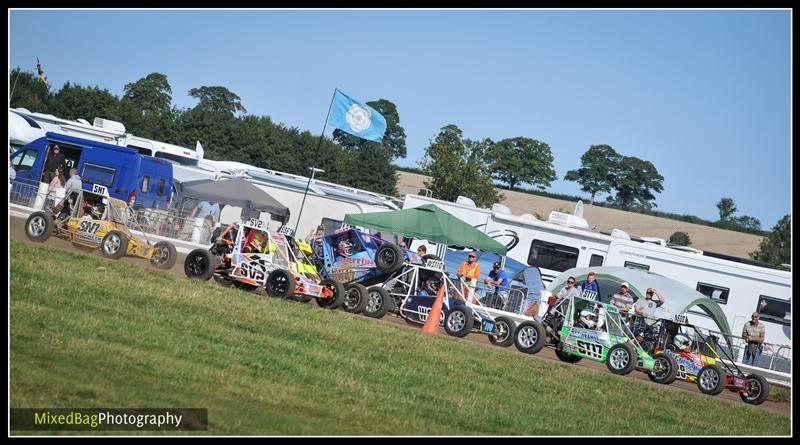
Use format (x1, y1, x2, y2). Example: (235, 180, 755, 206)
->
(292, 89, 337, 233)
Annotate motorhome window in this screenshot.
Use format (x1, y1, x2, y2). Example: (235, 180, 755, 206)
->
(81, 163, 116, 187)
(756, 295, 790, 326)
(12, 149, 37, 172)
(527, 239, 578, 272)
(156, 179, 166, 197)
(589, 254, 604, 267)
(155, 151, 199, 166)
(321, 218, 343, 236)
(128, 145, 153, 157)
(624, 261, 650, 271)
(696, 283, 729, 305)
(141, 176, 150, 193)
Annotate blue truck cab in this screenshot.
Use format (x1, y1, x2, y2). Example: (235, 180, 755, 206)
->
(10, 132, 174, 209)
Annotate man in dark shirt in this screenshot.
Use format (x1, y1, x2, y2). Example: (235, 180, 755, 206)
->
(43, 145, 66, 184)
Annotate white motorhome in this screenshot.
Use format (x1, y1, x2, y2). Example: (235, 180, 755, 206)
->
(402, 194, 792, 348)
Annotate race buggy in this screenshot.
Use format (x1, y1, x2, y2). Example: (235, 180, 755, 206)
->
(24, 185, 178, 269)
(630, 313, 770, 405)
(183, 218, 345, 309)
(310, 227, 412, 314)
(366, 259, 517, 346)
(514, 292, 655, 375)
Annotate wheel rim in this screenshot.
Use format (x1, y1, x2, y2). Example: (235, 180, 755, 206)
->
(447, 311, 466, 332)
(152, 245, 168, 265)
(366, 291, 383, 313)
(103, 233, 121, 254)
(269, 274, 288, 295)
(518, 325, 539, 348)
(379, 249, 396, 266)
(28, 215, 46, 237)
(188, 254, 208, 276)
(317, 283, 337, 307)
(495, 321, 510, 342)
(699, 368, 720, 391)
(652, 356, 670, 379)
(744, 378, 762, 400)
(344, 288, 360, 310)
(610, 348, 630, 370)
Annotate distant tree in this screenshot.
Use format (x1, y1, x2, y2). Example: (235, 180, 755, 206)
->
(488, 137, 556, 190)
(564, 144, 622, 204)
(121, 73, 172, 114)
(668, 231, 692, 246)
(188, 86, 247, 115)
(750, 215, 790, 268)
(9, 68, 50, 112)
(606, 156, 664, 210)
(716, 197, 737, 221)
(731, 215, 761, 232)
(47, 82, 121, 122)
(419, 125, 503, 207)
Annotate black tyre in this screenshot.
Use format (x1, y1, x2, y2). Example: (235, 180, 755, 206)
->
(375, 243, 404, 274)
(555, 348, 583, 364)
(444, 306, 473, 338)
(488, 316, 516, 347)
(342, 283, 369, 314)
(514, 320, 546, 354)
(606, 343, 637, 375)
(696, 364, 725, 395)
(740, 373, 769, 405)
(265, 269, 295, 299)
(363, 286, 391, 318)
(232, 280, 258, 292)
(100, 231, 129, 259)
(316, 278, 345, 309)
(648, 352, 678, 384)
(25, 211, 53, 242)
(150, 241, 178, 270)
(184, 249, 215, 280)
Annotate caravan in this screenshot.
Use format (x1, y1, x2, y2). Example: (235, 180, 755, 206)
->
(401, 194, 791, 350)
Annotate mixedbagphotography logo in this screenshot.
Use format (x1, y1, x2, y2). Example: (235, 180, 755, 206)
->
(10, 408, 208, 431)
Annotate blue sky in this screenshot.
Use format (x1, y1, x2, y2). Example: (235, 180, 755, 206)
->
(9, 9, 791, 227)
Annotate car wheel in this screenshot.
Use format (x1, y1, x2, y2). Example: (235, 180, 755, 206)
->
(342, 283, 369, 314)
(648, 352, 678, 384)
(316, 278, 345, 309)
(740, 373, 769, 405)
(363, 286, 391, 318)
(184, 249, 215, 280)
(606, 343, 637, 375)
(265, 269, 295, 298)
(488, 316, 516, 347)
(444, 306, 473, 337)
(100, 231, 129, 259)
(513, 320, 546, 354)
(150, 241, 178, 269)
(697, 364, 725, 395)
(25, 211, 53, 242)
(375, 243, 404, 274)
(555, 347, 583, 363)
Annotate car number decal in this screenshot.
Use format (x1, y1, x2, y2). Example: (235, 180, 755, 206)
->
(576, 340, 603, 359)
(77, 221, 101, 234)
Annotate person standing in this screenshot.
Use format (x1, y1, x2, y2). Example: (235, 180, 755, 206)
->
(190, 200, 213, 243)
(483, 261, 510, 309)
(742, 312, 765, 366)
(42, 145, 66, 184)
(580, 271, 600, 299)
(457, 251, 481, 303)
(633, 287, 665, 319)
(547, 276, 581, 314)
(609, 282, 635, 316)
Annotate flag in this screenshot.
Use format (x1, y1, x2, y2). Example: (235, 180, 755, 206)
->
(36, 57, 49, 88)
(327, 89, 387, 142)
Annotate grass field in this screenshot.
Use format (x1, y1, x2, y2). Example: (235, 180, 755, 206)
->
(10, 241, 790, 435)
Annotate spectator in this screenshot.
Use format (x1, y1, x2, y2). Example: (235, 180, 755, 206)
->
(633, 287, 665, 319)
(742, 312, 765, 366)
(306, 224, 325, 243)
(548, 276, 580, 314)
(46, 168, 65, 207)
(580, 271, 600, 299)
(190, 200, 213, 243)
(64, 168, 82, 199)
(9, 160, 16, 183)
(483, 261, 510, 309)
(42, 145, 66, 184)
(457, 251, 481, 303)
(610, 282, 635, 317)
(399, 240, 407, 249)
(209, 201, 221, 224)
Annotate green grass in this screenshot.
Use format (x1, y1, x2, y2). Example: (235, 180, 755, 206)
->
(10, 241, 790, 435)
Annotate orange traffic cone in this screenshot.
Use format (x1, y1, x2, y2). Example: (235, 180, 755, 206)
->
(422, 282, 446, 335)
